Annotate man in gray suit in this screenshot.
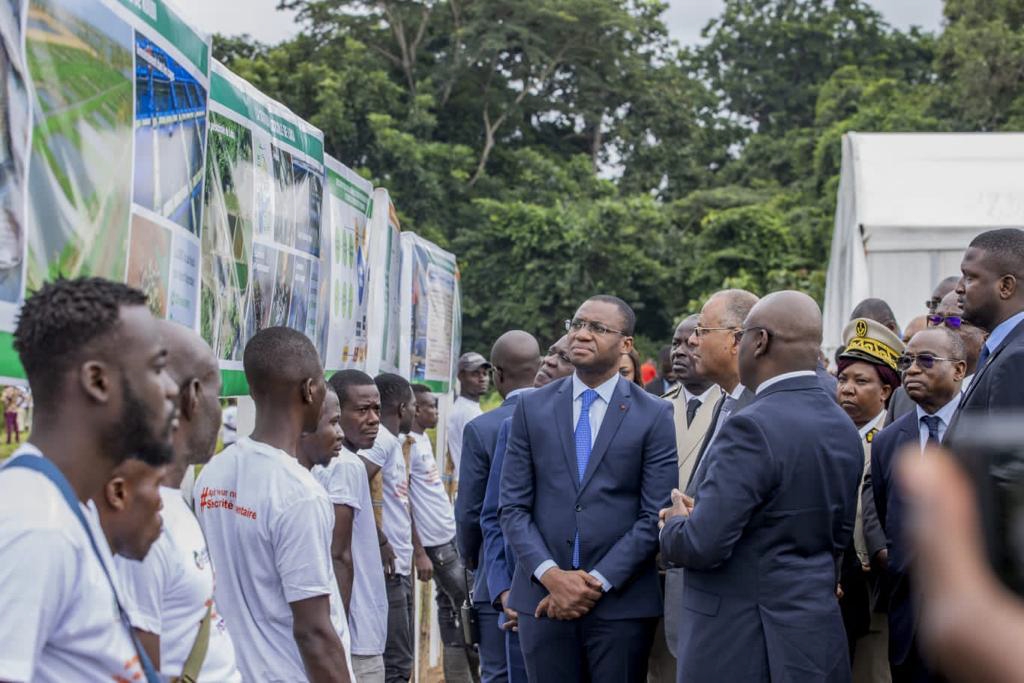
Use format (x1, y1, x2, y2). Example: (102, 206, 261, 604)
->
(649, 314, 716, 682)
(684, 289, 759, 496)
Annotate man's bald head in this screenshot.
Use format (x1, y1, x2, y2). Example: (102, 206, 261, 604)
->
(158, 321, 222, 474)
(490, 330, 541, 397)
(161, 321, 219, 386)
(739, 291, 823, 390)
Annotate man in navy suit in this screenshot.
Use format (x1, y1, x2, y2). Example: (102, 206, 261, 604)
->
(455, 330, 540, 682)
(872, 326, 966, 682)
(480, 335, 575, 682)
(500, 295, 676, 682)
(660, 291, 863, 682)
(949, 228, 1024, 432)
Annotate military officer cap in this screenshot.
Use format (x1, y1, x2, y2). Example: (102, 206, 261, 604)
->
(839, 317, 905, 372)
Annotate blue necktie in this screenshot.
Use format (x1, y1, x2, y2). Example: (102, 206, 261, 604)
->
(921, 415, 942, 446)
(976, 344, 991, 374)
(572, 389, 599, 568)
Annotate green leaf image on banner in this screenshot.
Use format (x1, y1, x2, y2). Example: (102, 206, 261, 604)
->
(25, 0, 134, 290)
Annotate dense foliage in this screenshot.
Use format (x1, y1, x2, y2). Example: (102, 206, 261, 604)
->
(214, 0, 1024, 355)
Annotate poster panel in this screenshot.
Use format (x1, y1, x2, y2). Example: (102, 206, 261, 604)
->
(0, 0, 209, 380)
(322, 155, 373, 371)
(399, 232, 459, 393)
(200, 61, 325, 393)
(365, 187, 401, 376)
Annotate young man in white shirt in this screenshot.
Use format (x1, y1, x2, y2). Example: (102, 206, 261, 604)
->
(0, 277, 179, 683)
(195, 326, 352, 683)
(446, 351, 490, 483)
(115, 322, 241, 682)
(360, 372, 418, 683)
(306, 370, 390, 683)
(410, 383, 478, 681)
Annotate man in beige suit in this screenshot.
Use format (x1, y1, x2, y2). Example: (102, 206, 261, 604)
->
(648, 314, 716, 683)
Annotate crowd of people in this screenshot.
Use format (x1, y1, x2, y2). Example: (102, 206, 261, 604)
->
(1, 227, 1023, 683)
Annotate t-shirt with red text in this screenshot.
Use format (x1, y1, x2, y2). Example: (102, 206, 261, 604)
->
(195, 438, 352, 682)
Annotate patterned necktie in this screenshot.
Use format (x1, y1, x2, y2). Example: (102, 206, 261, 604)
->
(921, 415, 942, 445)
(686, 397, 701, 427)
(572, 389, 599, 568)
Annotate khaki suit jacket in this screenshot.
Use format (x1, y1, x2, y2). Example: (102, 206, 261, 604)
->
(663, 385, 718, 488)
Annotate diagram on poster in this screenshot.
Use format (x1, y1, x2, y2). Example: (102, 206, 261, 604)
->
(400, 232, 460, 392)
(365, 188, 401, 376)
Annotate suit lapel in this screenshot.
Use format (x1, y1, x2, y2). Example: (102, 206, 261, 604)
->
(555, 380, 579, 492)
(961, 319, 1024, 406)
(578, 378, 629, 494)
(678, 394, 716, 487)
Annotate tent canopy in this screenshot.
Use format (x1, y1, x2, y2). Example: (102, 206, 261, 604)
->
(822, 132, 1024, 356)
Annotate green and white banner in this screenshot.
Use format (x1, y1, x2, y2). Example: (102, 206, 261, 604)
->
(399, 232, 461, 393)
(201, 61, 325, 393)
(0, 2, 461, 394)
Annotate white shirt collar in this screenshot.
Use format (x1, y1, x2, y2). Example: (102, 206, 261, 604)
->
(755, 370, 817, 395)
(985, 310, 1024, 355)
(682, 384, 717, 404)
(572, 372, 619, 404)
(858, 411, 886, 440)
(915, 394, 961, 425)
(505, 387, 533, 401)
(962, 373, 974, 393)
(718, 382, 747, 401)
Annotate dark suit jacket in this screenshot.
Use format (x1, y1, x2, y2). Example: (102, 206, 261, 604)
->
(455, 393, 522, 604)
(684, 386, 755, 496)
(482, 416, 515, 609)
(870, 410, 921, 666)
(660, 375, 862, 682)
(644, 375, 667, 395)
(499, 375, 676, 619)
(886, 387, 915, 426)
(949, 316, 1024, 437)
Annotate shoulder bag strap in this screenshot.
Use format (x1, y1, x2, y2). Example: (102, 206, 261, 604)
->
(4, 455, 162, 683)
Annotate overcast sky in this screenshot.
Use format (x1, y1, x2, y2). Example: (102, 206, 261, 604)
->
(174, 0, 945, 46)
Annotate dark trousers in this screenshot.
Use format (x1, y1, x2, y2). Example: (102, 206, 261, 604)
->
(4, 411, 18, 444)
(517, 611, 657, 683)
(384, 573, 414, 683)
(477, 601, 508, 683)
(890, 641, 946, 683)
(505, 629, 528, 683)
(425, 540, 480, 682)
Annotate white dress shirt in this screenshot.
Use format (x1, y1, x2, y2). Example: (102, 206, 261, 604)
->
(681, 384, 718, 406)
(858, 411, 887, 441)
(915, 395, 961, 451)
(534, 372, 622, 591)
(754, 370, 817, 395)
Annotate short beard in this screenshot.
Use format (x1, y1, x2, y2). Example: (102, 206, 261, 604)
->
(115, 376, 175, 466)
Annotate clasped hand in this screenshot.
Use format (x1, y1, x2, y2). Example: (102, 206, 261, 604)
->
(536, 568, 604, 620)
(658, 488, 694, 530)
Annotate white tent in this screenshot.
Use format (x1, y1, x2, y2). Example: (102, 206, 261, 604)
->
(822, 132, 1024, 356)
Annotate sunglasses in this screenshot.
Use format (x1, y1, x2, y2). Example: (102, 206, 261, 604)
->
(897, 353, 959, 372)
(926, 314, 963, 329)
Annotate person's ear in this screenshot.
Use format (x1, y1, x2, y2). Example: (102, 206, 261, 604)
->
(880, 383, 894, 403)
(999, 273, 1018, 301)
(621, 336, 634, 354)
(953, 360, 967, 383)
(301, 377, 314, 405)
(105, 476, 128, 512)
(79, 360, 112, 405)
(179, 378, 199, 422)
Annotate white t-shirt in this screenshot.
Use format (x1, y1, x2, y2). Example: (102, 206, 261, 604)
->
(361, 425, 413, 576)
(116, 486, 242, 682)
(195, 438, 352, 682)
(408, 432, 456, 547)
(0, 445, 144, 683)
(312, 448, 389, 655)
(446, 396, 482, 480)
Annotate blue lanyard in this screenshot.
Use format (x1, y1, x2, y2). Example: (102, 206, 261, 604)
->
(4, 454, 162, 683)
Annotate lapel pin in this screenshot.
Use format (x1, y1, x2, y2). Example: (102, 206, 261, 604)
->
(620, 403, 627, 411)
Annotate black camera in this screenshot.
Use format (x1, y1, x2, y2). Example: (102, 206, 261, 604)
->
(949, 412, 1024, 595)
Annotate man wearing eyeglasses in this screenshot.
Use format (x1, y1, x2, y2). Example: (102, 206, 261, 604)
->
(683, 289, 759, 497)
(888, 291, 986, 424)
(871, 326, 967, 682)
(499, 295, 676, 682)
